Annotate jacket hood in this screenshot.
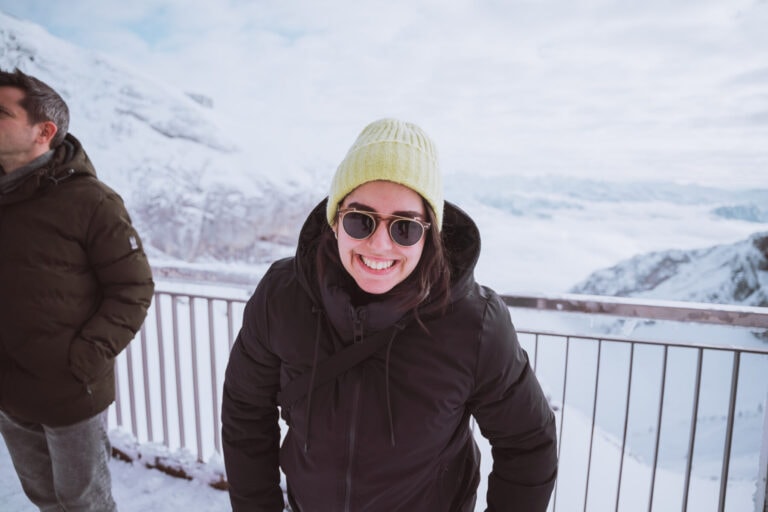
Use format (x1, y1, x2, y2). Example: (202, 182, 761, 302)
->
(0, 133, 96, 205)
(48, 133, 97, 179)
(293, 198, 482, 309)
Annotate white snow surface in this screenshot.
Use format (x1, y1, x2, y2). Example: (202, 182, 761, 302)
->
(2, 402, 760, 512)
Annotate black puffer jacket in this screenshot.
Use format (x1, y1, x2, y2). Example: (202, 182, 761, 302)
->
(222, 200, 557, 511)
(0, 134, 154, 426)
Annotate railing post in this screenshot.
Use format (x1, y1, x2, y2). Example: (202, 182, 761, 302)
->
(756, 391, 768, 512)
(718, 352, 741, 512)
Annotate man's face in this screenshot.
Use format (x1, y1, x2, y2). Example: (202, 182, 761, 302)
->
(0, 86, 43, 173)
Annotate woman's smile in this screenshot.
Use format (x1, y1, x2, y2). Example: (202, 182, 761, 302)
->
(359, 255, 396, 271)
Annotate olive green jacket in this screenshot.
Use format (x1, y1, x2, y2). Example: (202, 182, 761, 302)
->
(0, 134, 154, 426)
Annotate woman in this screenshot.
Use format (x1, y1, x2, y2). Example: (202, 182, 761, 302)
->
(222, 118, 557, 511)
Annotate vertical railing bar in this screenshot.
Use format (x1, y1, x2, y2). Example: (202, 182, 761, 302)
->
(552, 336, 571, 512)
(615, 342, 635, 512)
(114, 351, 123, 427)
(558, 336, 570, 460)
(648, 345, 669, 512)
(583, 339, 602, 512)
(155, 294, 170, 447)
(125, 338, 139, 439)
(718, 351, 741, 512)
(754, 388, 768, 512)
(227, 300, 235, 351)
(140, 323, 153, 442)
(681, 348, 703, 512)
(171, 295, 186, 448)
(533, 333, 540, 373)
(189, 298, 204, 462)
(209, 299, 222, 454)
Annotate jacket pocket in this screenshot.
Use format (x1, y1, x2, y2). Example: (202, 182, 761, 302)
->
(68, 337, 111, 384)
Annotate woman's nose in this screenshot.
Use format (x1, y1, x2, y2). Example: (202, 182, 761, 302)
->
(367, 219, 393, 249)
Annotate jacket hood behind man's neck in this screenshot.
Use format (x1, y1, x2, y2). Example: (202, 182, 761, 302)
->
(0, 133, 95, 205)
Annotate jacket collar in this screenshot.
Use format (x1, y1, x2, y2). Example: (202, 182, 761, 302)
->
(0, 133, 96, 205)
(318, 262, 409, 343)
(0, 150, 55, 195)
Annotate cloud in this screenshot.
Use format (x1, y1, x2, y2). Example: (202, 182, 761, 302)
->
(1, 0, 766, 186)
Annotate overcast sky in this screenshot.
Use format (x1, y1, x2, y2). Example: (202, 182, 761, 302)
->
(1, 0, 767, 187)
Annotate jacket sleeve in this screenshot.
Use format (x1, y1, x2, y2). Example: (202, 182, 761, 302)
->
(221, 278, 285, 511)
(68, 191, 154, 384)
(469, 288, 558, 512)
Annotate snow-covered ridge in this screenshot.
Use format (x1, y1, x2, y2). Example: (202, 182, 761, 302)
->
(713, 203, 768, 223)
(0, 10, 321, 266)
(0, 12, 231, 153)
(570, 231, 768, 308)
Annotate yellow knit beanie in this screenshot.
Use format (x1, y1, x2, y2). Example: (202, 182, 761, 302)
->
(326, 118, 444, 230)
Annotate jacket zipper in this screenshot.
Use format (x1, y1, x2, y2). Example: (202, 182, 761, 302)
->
(352, 307, 365, 344)
(343, 376, 362, 512)
(344, 307, 365, 510)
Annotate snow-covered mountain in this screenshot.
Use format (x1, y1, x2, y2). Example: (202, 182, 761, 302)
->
(4, 8, 768, 306)
(446, 172, 768, 301)
(570, 231, 768, 307)
(0, 10, 320, 276)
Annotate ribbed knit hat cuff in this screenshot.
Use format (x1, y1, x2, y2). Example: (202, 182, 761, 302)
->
(326, 118, 444, 230)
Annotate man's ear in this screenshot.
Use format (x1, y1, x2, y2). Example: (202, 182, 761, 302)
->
(36, 121, 58, 147)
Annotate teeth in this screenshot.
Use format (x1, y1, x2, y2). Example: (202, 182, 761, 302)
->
(361, 256, 394, 270)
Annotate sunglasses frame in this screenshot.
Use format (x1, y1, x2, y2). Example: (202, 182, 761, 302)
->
(337, 207, 431, 247)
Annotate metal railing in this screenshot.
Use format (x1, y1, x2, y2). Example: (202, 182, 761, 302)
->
(110, 286, 768, 512)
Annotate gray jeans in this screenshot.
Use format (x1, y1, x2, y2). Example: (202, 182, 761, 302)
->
(0, 408, 117, 512)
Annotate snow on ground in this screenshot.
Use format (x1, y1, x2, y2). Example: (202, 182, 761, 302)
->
(0, 437, 229, 512)
(1, 400, 759, 512)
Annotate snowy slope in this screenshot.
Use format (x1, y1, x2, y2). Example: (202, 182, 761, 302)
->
(2, 403, 758, 512)
(0, 10, 320, 270)
(570, 231, 768, 307)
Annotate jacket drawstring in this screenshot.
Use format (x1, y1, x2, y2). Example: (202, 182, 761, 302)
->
(303, 308, 405, 451)
(304, 306, 323, 453)
(385, 323, 405, 448)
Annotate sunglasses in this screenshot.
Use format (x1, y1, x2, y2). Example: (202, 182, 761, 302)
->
(337, 208, 431, 247)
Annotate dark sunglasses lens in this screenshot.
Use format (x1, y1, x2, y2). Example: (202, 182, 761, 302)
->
(390, 219, 424, 246)
(342, 212, 376, 239)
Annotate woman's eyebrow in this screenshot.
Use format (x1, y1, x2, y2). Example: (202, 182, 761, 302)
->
(346, 201, 424, 218)
(392, 209, 424, 218)
(346, 201, 372, 211)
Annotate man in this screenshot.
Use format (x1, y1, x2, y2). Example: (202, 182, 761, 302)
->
(0, 68, 154, 511)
